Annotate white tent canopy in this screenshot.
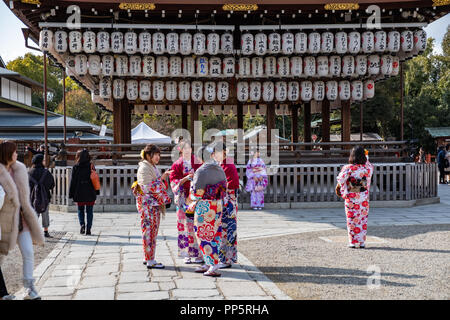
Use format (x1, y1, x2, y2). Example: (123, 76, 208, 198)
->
(131, 122, 172, 144)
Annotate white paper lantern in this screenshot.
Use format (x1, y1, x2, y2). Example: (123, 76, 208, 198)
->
(313, 81, 325, 101)
(277, 57, 290, 77)
(326, 80, 338, 101)
(252, 57, 264, 77)
(364, 80, 375, 99)
(316, 56, 329, 77)
(351, 80, 363, 101)
(207, 33, 220, 55)
(40, 29, 54, 52)
(139, 80, 151, 101)
(193, 33, 206, 55)
(414, 29, 427, 52)
(301, 81, 313, 102)
(282, 32, 295, 55)
(166, 81, 177, 101)
(124, 31, 137, 54)
(262, 81, 275, 102)
(223, 57, 235, 77)
(303, 56, 316, 77)
(138, 31, 152, 54)
(183, 57, 195, 76)
(153, 81, 165, 101)
(95, 31, 109, 54)
(239, 57, 251, 77)
(197, 57, 209, 77)
(126, 80, 139, 100)
(308, 32, 321, 54)
(54, 30, 68, 53)
(115, 55, 128, 76)
(68, 31, 82, 53)
(355, 55, 367, 76)
(374, 30, 387, 52)
(264, 56, 277, 77)
(113, 79, 125, 100)
(152, 32, 165, 54)
(391, 56, 400, 76)
(221, 32, 234, 55)
(237, 81, 249, 102)
(178, 81, 190, 101)
(101, 55, 114, 76)
(209, 57, 222, 77)
(191, 81, 203, 102)
(74, 55, 88, 75)
(288, 81, 300, 101)
(335, 31, 348, 54)
(362, 31, 375, 53)
(387, 31, 401, 52)
(129, 56, 142, 76)
(381, 54, 393, 75)
(328, 56, 341, 77)
(166, 32, 179, 54)
(180, 32, 192, 55)
(169, 56, 182, 77)
(217, 81, 229, 102)
(111, 31, 124, 53)
(401, 30, 414, 52)
(249, 81, 261, 101)
(348, 31, 361, 54)
(321, 31, 334, 53)
(142, 56, 155, 77)
(99, 77, 111, 98)
(156, 56, 169, 77)
(241, 33, 254, 55)
(88, 55, 101, 76)
(368, 55, 380, 75)
(291, 57, 303, 77)
(204, 81, 216, 102)
(341, 55, 355, 77)
(295, 32, 308, 54)
(268, 33, 281, 54)
(255, 33, 268, 55)
(339, 80, 351, 100)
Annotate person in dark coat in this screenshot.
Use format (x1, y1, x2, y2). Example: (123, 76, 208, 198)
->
(69, 149, 99, 235)
(437, 146, 447, 184)
(28, 154, 55, 238)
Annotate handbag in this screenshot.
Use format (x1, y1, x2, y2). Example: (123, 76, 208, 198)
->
(0, 184, 5, 211)
(335, 183, 342, 197)
(90, 163, 101, 191)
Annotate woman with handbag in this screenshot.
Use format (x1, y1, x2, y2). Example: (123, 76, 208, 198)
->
(132, 144, 172, 269)
(245, 150, 268, 210)
(69, 149, 99, 235)
(336, 147, 374, 249)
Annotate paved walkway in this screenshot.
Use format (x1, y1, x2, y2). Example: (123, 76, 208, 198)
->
(16, 185, 450, 300)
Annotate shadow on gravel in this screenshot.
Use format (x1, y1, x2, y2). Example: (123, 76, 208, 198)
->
(367, 224, 450, 240)
(365, 247, 450, 254)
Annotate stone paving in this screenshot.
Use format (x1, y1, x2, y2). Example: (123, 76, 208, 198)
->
(14, 185, 450, 300)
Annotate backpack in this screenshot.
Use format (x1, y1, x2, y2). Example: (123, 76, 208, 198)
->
(29, 170, 50, 214)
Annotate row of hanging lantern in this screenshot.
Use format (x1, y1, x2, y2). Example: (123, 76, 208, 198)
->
(133, 104, 243, 116)
(236, 80, 374, 102)
(40, 29, 234, 55)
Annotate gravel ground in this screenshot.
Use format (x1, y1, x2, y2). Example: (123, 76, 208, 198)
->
(1, 231, 66, 296)
(239, 224, 450, 300)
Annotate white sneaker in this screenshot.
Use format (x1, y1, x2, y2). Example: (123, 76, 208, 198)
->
(23, 279, 41, 300)
(1, 294, 16, 300)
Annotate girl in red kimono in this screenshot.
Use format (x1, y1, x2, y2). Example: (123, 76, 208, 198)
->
(169, 140, 203, 264)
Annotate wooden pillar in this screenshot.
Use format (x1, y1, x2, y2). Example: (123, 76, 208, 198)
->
(303, 102, 311, 150)
(341, 100, 351, 144)
(113, 99, 131, 145)
(43, 53, 49, 168)
(190, 103, 199, 146)
(291, 104, 299, 150)
(360, 102, 363, 141)
(62, 68, 67, 144)
(181, 102, 188, 131)
(266, 102, 276, 146)
(321, 99, 330, 150)
(237, 102, 245, 163)
(400, 62, 404, 141)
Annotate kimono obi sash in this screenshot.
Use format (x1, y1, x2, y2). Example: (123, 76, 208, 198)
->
(346, 176, 368, 193)
(202, 181, 227, 200)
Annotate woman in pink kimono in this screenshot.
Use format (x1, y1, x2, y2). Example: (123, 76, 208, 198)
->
(245, 150, 268, 210)
(169, 141, 202, 264)
(336, 147, 374, 249)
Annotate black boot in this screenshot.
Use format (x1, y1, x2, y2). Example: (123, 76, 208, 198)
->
(85, 228, 91, 235)
(80, 225, 85, 235)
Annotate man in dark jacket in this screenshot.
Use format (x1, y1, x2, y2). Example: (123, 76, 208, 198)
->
(28, 154, 55, 237)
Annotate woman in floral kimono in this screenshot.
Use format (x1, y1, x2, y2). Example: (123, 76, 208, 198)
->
(336, 147, 374, 249)
(245, 150, 268, 210)
(132, 144, 172, 268)
(169, 140, 202, 264)
(185, 153, 227, 277)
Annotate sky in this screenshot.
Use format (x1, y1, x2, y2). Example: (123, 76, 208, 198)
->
(0, 2, 448, 65)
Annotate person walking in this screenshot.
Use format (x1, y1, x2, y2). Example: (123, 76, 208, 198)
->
(170, 140, 203, 264)
(336, 146, 374, 249)
(69, 149, 99, 235)
(28, 154, 55, 238)
(0, 183, 14, 300)
(245, 150, 268, 210)
(437, 146, 447, 184)
(132, 144, 172, 269)
(0, 141, 45, 300)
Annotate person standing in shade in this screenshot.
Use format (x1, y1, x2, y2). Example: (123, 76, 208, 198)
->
(69, 149, 99, 235)
(245, 150, 268, 210)
(28, 154, 55, 238)
(336, 147, 374, 249)
(170, 140, 203, 264)
(132, 144, 172, 269)
(437, 146, 447, 184)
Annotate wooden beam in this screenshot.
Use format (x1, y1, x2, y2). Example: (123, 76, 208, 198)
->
(266, 102, 276, 146)
(190, 102, 199, 146)
(360, 102, 364, 141)
(321, 99, 330, 150)
(303, 102, 311, 150)
(113, 99, 131, 145)
(291, 104, 299, 150)
(43, 52, 49, 168)
(400, 62, 404, 141)
(341, 100, 351, 144)
(181, 102, 188, 131)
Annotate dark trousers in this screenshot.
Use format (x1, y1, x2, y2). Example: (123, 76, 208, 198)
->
(439, 165, 446, 183)
(77, 205, 94, 230)
(0, 267, 8, 297)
